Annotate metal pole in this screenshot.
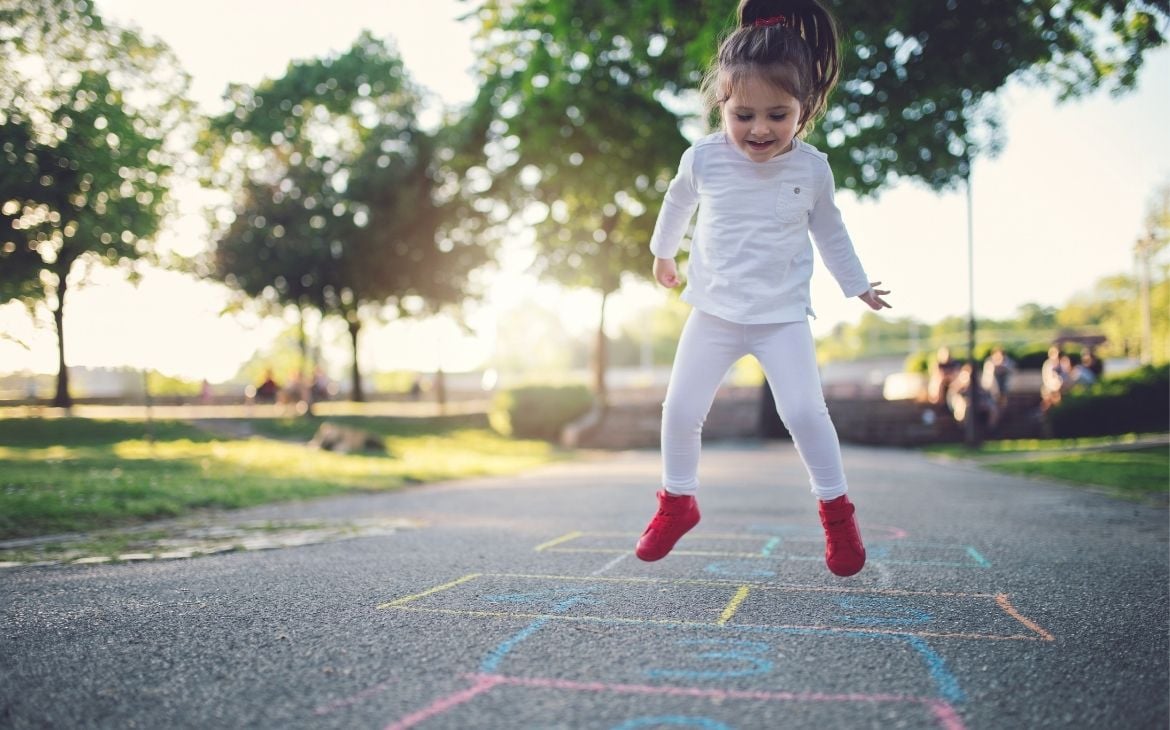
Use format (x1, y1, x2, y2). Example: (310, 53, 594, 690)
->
(1136, 235, 1153, 365)
(965, 157, 980, 446)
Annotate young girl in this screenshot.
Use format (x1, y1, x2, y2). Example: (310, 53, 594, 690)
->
(636, 0, 891, 577)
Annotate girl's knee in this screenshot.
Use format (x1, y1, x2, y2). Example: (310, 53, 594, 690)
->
(776, 401, 832, 436)
(662, 401, 708, 435)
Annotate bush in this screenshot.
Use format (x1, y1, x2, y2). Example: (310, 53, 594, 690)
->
(490, 385, 595, 441)
(906, 343, 1064, 373)
(1047, 365, 1170, 438)
(905, 347, 981, 375)
(146, 371, 202, 397)
(1012, 344, 1054, 370)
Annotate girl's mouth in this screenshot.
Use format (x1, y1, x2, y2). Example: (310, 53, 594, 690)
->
(747, 139, 774, 151)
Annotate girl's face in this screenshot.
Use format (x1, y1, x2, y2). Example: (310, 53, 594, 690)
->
(720, 75, 803, 163)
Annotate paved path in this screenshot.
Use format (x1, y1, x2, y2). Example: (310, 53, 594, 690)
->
(2, 442, 1167, 729)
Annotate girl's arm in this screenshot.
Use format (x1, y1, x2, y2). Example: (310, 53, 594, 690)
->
(808, 165, 870, 300)
(648, 147, 699, 261)
(809, 160, 891, 309)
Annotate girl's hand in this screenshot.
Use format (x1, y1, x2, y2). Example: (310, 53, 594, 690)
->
(654, 257, 681, 288)
(858, 281, 891, 310)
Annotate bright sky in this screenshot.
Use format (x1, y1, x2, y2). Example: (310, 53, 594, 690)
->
(2, 1, 1167, 382)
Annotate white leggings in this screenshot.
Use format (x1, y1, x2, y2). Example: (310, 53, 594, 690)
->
(661, 309, 848, 501)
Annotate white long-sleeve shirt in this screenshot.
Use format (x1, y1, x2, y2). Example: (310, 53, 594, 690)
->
(649, 132, 870, 324)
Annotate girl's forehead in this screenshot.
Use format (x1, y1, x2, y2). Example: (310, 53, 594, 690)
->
(722, 74, 800, 107)
(719, 66, 802, 104)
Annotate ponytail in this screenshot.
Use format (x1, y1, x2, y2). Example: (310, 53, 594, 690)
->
(701, 0, 842, 133)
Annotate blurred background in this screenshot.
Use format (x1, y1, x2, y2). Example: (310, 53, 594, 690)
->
(1, 0, 1167, 428)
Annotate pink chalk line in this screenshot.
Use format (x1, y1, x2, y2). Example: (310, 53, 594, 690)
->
(313, 678, 399, 716)
(382, 673, 964, 730)
(869, 524, 910, 540)
(383, 674, 504, 730)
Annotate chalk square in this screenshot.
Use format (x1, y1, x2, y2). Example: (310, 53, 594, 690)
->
(478, 621, 959, 702)
(724, 586, 1045, 640)
(385, 674, 964, 730)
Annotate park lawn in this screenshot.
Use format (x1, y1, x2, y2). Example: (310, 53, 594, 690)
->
(0, 416, 560, 540)
(984, 447, 1168, 500)
(927, 434, 1168, 502)
(928, 432, 1166, 455)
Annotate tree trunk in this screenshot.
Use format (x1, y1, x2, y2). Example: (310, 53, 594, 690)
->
(592, 213, 619, 411)
(297, 305, 314, 416)
(434, 366, 446, 414)
(594, 288, 608, 408)
(348, 319, 364, 402)
(52, 272, 71, 409)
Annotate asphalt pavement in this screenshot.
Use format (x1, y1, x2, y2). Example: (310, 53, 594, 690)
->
(2, 441, 1167, 729)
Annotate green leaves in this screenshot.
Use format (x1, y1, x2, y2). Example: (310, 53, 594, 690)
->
(0, 0, 190, 405)
(202, 33, 492, 399)
(467, 0, 1167, 197)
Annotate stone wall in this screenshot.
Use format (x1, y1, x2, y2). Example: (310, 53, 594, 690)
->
(568, 388, 1044, 449)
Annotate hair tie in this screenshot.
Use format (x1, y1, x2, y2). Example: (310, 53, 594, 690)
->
(753, 14, 787, 28)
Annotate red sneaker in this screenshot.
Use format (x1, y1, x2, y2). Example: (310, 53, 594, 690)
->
(635, 490, 700, 562)
(818, 494, 866, 577)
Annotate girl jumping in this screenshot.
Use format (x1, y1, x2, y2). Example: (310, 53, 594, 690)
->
(637, 0, 892, 577)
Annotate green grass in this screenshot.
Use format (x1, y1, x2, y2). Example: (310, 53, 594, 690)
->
(0, 416, 562, 540)
(984, 447, 1168, 500)
(925, 432, 1166, 457)
(925, 434, 1168, 502)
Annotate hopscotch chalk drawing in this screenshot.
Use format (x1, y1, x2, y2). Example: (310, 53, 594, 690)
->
(378, 573, 1051, 642)
(367, 522, 1051, 729)
(534, 530, 992, 569)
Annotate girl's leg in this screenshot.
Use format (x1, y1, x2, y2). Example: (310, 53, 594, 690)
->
(638, 309, 744, 562)
(750, 320, 847, 501)
(751, 320, 865, 577)
(660, 310, 746, 496)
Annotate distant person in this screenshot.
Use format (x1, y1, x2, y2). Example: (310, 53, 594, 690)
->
(981, 346, 1015, 407)
(1081, 347, 1104, 380)
(310, 367, 331, 402)
(637, 0, 892, 579)
(950, 363, 1000, 431)
(927, 346, 962, 410)
(1040, 346, 1067, 411)
(255, 370, 279, 403)
(1067, 354, 1098, 390)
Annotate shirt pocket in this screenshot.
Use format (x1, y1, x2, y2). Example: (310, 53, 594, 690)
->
(776, 182, 813, 224)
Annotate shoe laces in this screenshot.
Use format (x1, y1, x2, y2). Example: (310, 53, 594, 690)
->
(647, 508, 674, 529)
(647, 501, 691, 531)
(823, 520, 860, 552)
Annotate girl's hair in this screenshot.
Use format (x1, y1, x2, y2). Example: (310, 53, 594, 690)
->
(700, 0, 842, 134)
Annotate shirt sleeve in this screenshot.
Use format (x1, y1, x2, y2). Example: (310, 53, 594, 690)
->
(808, 162, 870, 298)
(648, 146, 699, 259)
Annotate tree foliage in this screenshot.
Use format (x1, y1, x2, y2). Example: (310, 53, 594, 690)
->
(469, 0, 1167, 194)
(0, 0, 190, 406)
(462, 2, 696, 398)
(459, 0, 1167, 396)
(201, 33, 488, 400)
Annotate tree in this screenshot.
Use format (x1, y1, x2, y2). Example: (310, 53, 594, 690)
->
(460, 0, 1167, 399)
(0, 0, 190, 406)
(476, 0, 1166, 193)
(201, 33, 488, 402)
(460, 4, 693, 403)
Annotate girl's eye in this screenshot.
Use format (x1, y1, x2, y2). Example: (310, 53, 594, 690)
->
(735, 114, 752, 122)
(770, 114, 787, 121)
